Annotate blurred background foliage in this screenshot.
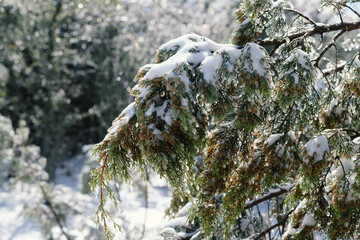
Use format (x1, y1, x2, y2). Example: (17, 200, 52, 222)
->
(0, 0, 239, 180)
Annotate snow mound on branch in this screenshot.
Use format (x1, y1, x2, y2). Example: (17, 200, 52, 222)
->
(243, 43, 268, 76)
(305, 135, 329, 162)
(144, 34, 222, 81)
(200, 45, 242, 85)
(265, 133, 282, 146)
(103, 102, 136, 141)
(176, 202, 193, 217)
(301, 213, 316, 226)
(164, 216, 189, 228)
(335, 159, 355, 178)
(286, 49, 311, 70)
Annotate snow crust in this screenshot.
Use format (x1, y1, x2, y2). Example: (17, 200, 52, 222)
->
(287, 49, 311, 70)
(103, 102, 136, 141)
(353, 137, 360, 145)
(145, 100, 173, 125)
(244, 43, 268, 76)
(201, 52, 224, 85)
(305, 135, 329, 161)
(200, 45, 242, 85)
(295, 199, 307, 214)
(302, 213, 316, 226)
(287, 130, 296, 142)
(163, 216, 188, 228)
(265, 133, 282, 147)
(144, 34, 221, 81)
(176, 202, 193, 217)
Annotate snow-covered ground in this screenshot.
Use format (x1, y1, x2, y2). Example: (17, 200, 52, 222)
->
(0, 155, 172, 240)
(0, 185, 43, 240)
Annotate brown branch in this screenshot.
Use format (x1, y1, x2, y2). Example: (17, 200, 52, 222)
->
(253, 209, 295, 240)
(342, 4, 360, 18)
(322, 63, 345, 76)
(284, 8, 317, 26)
(21, 149, 71, 240)
(257, 20, 360, 47)
(317, 67, 335, 92)
(39, 184, 72, 240)
(47, 0, 63, 61)
(244, 186, 291, 210)
(314, 29, 346, 67)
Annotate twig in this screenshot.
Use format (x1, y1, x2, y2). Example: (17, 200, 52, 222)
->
(245, 186, 292, 210)
(322, 63, 346, 76)
(39, 184, 72, 240)
(335, 6, 344, 24)
(21, 149, 72, 240)
(287, 15, 300, 31)
(314, 29, 346, 67)
(284, 8, 317, 26)
(317, 67, 335, 92)
(342, 4, 360, 18)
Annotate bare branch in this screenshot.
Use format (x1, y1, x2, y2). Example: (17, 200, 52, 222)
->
(257, 20, 360, 47)
(39, 184, 72, 240)
(342, 4, 360, 18)
(314, 29, 346, 67)
(322, 63, 345, 76)
(284, 8, 317, 26)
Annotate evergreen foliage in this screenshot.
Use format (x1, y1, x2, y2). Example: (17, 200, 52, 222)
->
(0, 0, 238, 180)
(91, 0, 360, 239)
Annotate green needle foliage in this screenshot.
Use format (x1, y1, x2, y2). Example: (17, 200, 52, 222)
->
(91, 0, 360, 239)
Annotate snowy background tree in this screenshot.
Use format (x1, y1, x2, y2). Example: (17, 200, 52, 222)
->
(91, 0, 360, 239)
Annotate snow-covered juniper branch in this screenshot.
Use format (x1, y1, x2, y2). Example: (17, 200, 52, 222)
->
(90, 0, 360, 239)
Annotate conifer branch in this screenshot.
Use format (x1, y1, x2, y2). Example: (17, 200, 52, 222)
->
(245, 186, 292, 210)
(283, 8, 317, 26)
(257, 20, 360, 48)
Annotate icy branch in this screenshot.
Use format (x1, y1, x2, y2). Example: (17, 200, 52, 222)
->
(257, 20, 360, 48)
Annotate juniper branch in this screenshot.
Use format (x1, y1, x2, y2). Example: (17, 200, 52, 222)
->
(244, 186, 292, 210)
(283, 8, 317, 26)
(257, 20, 360, 48)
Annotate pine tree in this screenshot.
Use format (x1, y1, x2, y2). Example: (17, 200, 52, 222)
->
(91, 0, 360, 239)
